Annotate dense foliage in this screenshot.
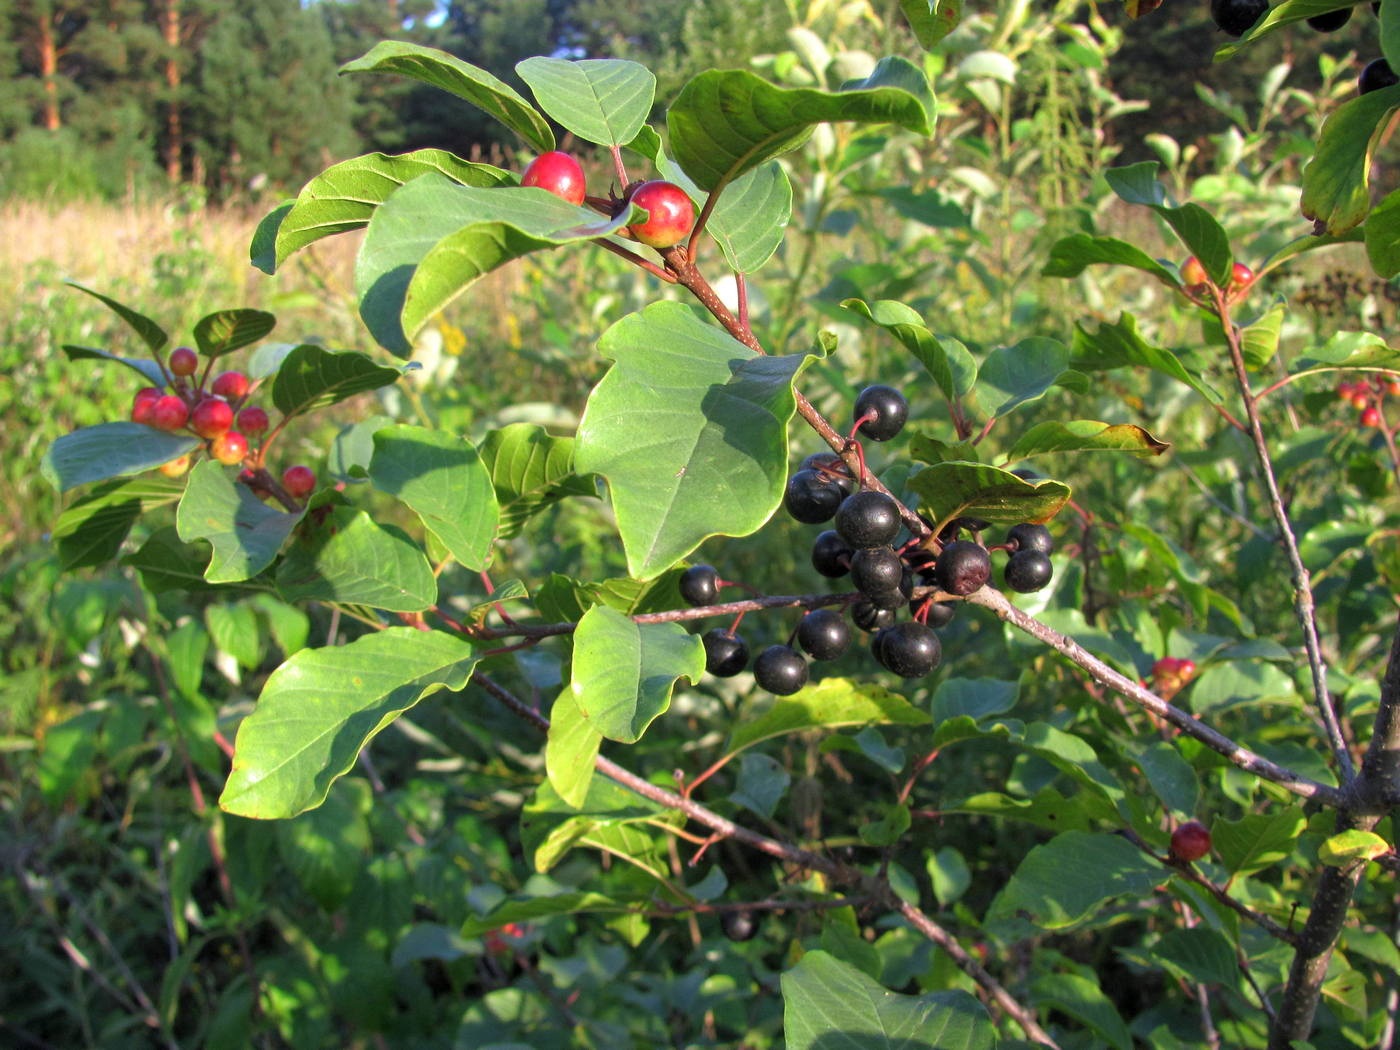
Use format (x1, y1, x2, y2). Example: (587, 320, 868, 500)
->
(6, 1, 1400, 1049)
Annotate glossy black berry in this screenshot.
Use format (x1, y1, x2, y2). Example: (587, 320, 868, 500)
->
(872, 621, 942, 678)
(723, 909, 759, 942)
(851, 600, 896, 632)
(853, 385, 909, 441)
(1005, 523, 1054, 555)
(1004, 550, 1054, 593)
(680, 564, 720, 606)
(922, 600, 955, 629)
(811, 530, 853, 578)
(1360, 58, 1399, 94)
(785, 468, 845, 524)
(1307, 6, 1351, 30)
(935, 540, 991, 596)
(797, 609, 852, 661)
(754, 645, 808, 695)
(1210, 0, 1267, 36)
(800, 451, 854, 493)
(851, 546, 904, 597)
(702, 629, 749, 677)
(866, 587, 907, 611)
(835, 491, 901, 549)
(938, 516, 991, 543)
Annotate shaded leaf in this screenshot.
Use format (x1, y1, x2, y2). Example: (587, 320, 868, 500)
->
(52, 476, 183, 570)
(62, 344, 166, 386)
(1042, 233, 1180, 286)
(727, 677, 930, 756)
(907, 462, 1070, 535)
(1301, 86, 1400, 235)
(66, 281, 168, 353)
(1004, 420, 1169, 461)
(1213, 808, 1306, 876)
(1072, 314, 1223, 404)
(43, 423, 200, 493)
(175, 461, 302, 583)
(1030, 974, 1131, 1050)
(986, 831, 1160, 934)
(479, 423, 596, 538)
(276, 507, 437, 612)
(192, 309, 276, 360)
(270, 344, 402, 419)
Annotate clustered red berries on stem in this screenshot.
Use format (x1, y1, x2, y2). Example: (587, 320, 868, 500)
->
(687, 384, 1057, 692)
(1336, 374, 1400, 429)
(125, 346, 317, 506)
(1179, 256, 1254, 306)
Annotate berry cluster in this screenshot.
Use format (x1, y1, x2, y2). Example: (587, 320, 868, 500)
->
(1179, 256, 1254, 305)
(1208, 0, 1395, 96)
(1336, 374, 1400, 428)
(691, 386, 1056, 694)
(129, 346, 315, 501)
(1150, 656, 1197, 702)
(521, 150, 695, 249)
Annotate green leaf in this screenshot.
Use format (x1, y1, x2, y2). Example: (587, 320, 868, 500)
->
(1301, 87, 1400, 235)
(568, 605, 704, 743)
(900, 0, 963, 50)
(871, 186, 969, 228)
(43, 423, 200, 493)
(1103, 164, 1232, 284)
(1365, 188, 1400, 278)
(66, 282, 168, 354)
(1004, 420, 1170, 461)
(479, 423, 596, 539)
(368, 425, 498, 571)
(1216, 0, 1376, 57)
(986, 831, 1160, 934)
(249, 199, 293, 274)
(1137, 741, 1199, 817)
(726, 677, 930, 756)
(782, 951, 995, 1050)
(271, 150, 512, 270)
(668, 60, 933, 192)
(220, 628, 478, 818)
(707, 161, 794, 274)
(544, 689, 602, 808)
(907, 462, 1070, 535)
(275, 780, 371, 909)
(840, 298, 976, 401)
(575, 302, 819, 579)
(521, 774, 676, 876)
(270, 344, 402, 419)
(859, 802, 911, 846)
(192, 309, 276, 360)
(728, 752, 791, 819)
(931, 677, 1019, 722)
(1041, 233, 1181, 286)
(1292, 331, 1400, 374)
(459, 892, 637, 938)
(1241, 302, 1286, 370)
(516, 57, 655, 146)
(206, 602, 261, 670)
(276, 507, 437, 612)
(340, 41, 553, 153)
(175, 461, 302, 583)
(943, 787, 1091, 833)
(1030, 974, 1131, 1050)
(927, 847, 971, 905)
(1072, 314, 1223, 404)
(61, 344, 166, 386)
(124, 526, 217, 593)
(52, 476, 183, 570)
(1318, 829, 1391, 866)
(1152, 928, 1242, 988)
(976, 337, 1083, 417)
(355, 174, 639, 354)
(1213, 808, 1306, 876)
(1385, 0, 1400, 72)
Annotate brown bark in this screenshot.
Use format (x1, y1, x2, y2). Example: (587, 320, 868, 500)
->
(37, 10, 59, 130)
(162, 0, 182, 182)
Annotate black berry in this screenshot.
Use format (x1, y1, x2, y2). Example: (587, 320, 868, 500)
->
(835, 491, 901, 549)
(702, 629, 749, 677)
(938, 516, 990, 543)
(1360, 58, 1399, 94)
(1004, 550, 1054, 593)
(851, 546, 904, 597)
(853, 385, 909, 442)
(801, 451, 854, 493)
(922, 600, 955, 628)
(723, 909, 759, 942)
(935, 540, 991, 596)
(754, 645, 808, 695)
(811, 530, 852, 578)
(1307, 7, 1351, 30)
(797, 609, 851, 661)
(872, 621, 941, 678)
(785, 469, 845, 524)
(680, 564, 720, 606)
(1005, 523, 1053, 555)
(851, 600, 896, 632)
(1210, 0, 1267, 36)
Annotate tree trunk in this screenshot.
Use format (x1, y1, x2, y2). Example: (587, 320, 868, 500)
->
(162, 0, 182, 183)
(38, 10, 60, 130)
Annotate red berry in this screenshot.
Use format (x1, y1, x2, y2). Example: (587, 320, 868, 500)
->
(626, 180, 695, 249)
(1178, 659, 1196, 679)
(150, 395, 189, 431)
(191, 397, 234, 439)
(211, 370, 249, 401)
(1362, 406, 1382, 427)
(1230, 261, 1254, 290)
(521, 150, 587, 206)
(1180, 256, 1207, 287)
(169, 346, 198, 376)
(1387, 380, 1400, 397)
(132, 387, 163, 424)
(236, 405, 269, 436)
(211, 430, 249, 466)
(282, 465, 316, 498)
(159, 454, 191, 478)
(1353, 393, 1371, 410)
(1169, 820, 1212, 862)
